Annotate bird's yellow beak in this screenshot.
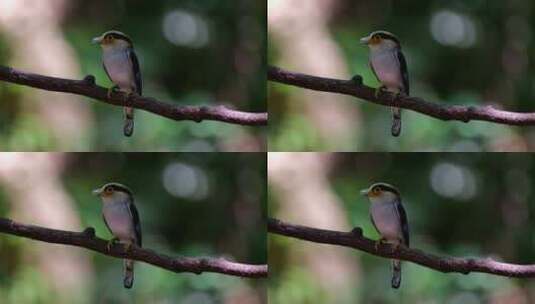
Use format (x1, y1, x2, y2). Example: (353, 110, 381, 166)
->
(92, 36, 103, 45)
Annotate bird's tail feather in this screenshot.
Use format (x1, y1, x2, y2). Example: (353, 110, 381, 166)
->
(391, 107, 402, 137)
(123, 107, 134, 137)
(124, 259, 134, 289)
(391, 259, 402, 289)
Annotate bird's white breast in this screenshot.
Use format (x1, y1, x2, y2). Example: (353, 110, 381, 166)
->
(102, 200, 135, 241)
(102, 49, 135, 92)
(370, 200, 402, 242)
(370, 49, 403, 92)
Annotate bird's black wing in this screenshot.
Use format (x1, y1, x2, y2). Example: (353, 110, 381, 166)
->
(396, 48, 409, 95)
(396, 200, 410, 247)
(102, 63, 112, 83)
(102, 214, 113, 235)
(128, 47, 142, 96)
(369, 61, 380, 83)
(128, 201, 142, 247)
(369, 213, 380, 235)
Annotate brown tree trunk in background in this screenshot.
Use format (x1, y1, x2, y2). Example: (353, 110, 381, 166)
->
(269, 152, 359, 302)
(269, 0, 361, 149)
(0, 154, 93, 303)
(0, 0, 93, 151)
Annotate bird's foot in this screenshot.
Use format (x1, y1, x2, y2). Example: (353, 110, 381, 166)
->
(123, 92, 140, 107)
(124, 242, 133, 253)
(375, 86, 387, 99)
(393, 91, 408, 103)
(375, 238, 386, 251)
(107, 237, 119, 252)
(107, 86, 120, 100)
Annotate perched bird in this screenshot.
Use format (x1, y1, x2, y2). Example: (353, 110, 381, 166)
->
(360, 31, 409, 137)
(361, 182, 409, 289)
(92, 30, 142, 137)
(93, 182, 142, 289)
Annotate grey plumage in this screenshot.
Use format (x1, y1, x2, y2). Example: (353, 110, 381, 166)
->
(390, 199, 408, 289)
(94, 182, 142, 289)
(361, 31, 409, 137)
(121, 47, 141, 137)
(93, 31, 142, 137)
(362, 182, 409, 289)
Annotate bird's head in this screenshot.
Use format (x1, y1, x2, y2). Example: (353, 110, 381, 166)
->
(93, 182, 133, 203)
(360, 31, 400, 51)
(360, 182, 400, 204)
(92, 30, 133, 50)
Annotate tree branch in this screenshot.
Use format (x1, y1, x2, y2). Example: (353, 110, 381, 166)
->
(268, 217, 535, 278)
(0, 217, 267, 278)
(268, 66, 535, 126)
(0, 65, 267, 126)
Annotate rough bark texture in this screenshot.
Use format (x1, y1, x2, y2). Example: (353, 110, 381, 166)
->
(268, 66, 535, 126)
(269, 218, 535, 278)
(0, 65, 267, 126)
(0, 218, 268, 278)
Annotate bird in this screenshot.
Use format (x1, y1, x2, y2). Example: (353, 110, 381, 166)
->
(92, 30, 142, 137)
(360, 31, 409, 137)
(93, 182, 142, 289)
(360, 182, 409, 289)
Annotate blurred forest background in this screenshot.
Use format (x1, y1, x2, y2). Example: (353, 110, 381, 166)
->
(268, 0, 535, 152)
(0, 153, 266, 303)
(0, 0, 266, 152)
(269, 153, 535, 303)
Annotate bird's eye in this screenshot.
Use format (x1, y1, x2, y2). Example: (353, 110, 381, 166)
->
(372, 187, 380, 194)
(104, 186, 113, 193)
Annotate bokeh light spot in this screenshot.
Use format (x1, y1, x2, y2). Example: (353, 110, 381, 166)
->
(430, 162, 477, 200)
(430, 10, 477, 48)
(162, 162, 209, 200)
(162, 9, 210, 48)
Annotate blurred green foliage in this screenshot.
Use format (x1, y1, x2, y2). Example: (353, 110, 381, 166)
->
(0, 0, 266, 151)
(269, 153, 535, 303)
(0, 153, 266, 303)
(269, 0, 535, 151)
